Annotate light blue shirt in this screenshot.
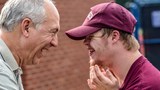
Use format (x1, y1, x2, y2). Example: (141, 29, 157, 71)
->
(0, 39, 24, 90)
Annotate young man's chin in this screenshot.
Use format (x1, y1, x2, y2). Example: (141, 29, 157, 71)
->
(89, 57, 103, 67)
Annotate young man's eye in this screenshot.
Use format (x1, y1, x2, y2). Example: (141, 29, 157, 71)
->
(85, 35, 93, 41)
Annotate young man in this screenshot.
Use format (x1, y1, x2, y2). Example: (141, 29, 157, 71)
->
(0, 0, 60, 89)
(66, 2, 160, 90)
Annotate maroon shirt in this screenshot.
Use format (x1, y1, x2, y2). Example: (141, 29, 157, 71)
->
(119, 56, 160, 90)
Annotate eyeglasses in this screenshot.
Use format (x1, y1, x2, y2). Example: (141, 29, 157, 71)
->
(85, 32, 104, 42)
(85, 28, 115, 43)
(86, 35, 102, 40)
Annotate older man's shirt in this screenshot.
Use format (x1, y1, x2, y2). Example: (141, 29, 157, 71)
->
(0, 39, 24, 90)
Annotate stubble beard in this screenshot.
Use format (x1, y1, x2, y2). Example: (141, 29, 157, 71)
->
(89, 56, 104, 67)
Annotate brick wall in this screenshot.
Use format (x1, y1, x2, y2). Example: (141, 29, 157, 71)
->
(0, 0, 114, 90)
(0, 0, 6, 10)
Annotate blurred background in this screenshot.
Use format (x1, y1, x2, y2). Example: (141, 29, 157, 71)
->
(0, 0, 160, 90)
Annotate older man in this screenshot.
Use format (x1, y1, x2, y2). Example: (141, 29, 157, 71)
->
(0, 0, 60, 89)
(66, 2, 160, 90)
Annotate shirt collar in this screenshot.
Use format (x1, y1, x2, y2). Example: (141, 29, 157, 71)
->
(0, 39, 20, 71)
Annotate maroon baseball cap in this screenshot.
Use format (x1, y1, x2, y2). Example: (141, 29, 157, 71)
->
(65, 2, 137, 40)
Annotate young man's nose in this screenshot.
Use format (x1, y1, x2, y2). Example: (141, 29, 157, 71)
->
(83, 40, 90, 47)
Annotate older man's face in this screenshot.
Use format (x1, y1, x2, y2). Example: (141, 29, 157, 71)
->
(24, 1, 60, 65)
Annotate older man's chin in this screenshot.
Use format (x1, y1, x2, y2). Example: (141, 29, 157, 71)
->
(30, 56, 41, 65)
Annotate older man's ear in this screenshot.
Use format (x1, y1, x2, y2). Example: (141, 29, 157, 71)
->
(21, 18, 32, 38)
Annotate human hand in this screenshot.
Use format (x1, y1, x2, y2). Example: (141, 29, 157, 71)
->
(87, 65, 120, 90)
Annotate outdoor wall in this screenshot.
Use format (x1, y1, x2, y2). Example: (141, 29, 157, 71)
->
(0, 0, 113, 90)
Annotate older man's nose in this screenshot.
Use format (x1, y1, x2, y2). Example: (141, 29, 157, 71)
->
(51, 35, 58, 47)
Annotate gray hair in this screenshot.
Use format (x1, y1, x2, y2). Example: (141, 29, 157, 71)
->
(0, 0, 54, 31)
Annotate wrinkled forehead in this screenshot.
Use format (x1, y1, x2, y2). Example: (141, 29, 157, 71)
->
(44, 1, 60, 27)
(44, 0, 60, 19)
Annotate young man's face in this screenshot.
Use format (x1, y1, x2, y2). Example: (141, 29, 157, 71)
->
(84, 29, 112, 67)
(24, 2, 60, 65)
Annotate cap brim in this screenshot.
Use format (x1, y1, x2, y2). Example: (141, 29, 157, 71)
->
(65, 26, 100, 40)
